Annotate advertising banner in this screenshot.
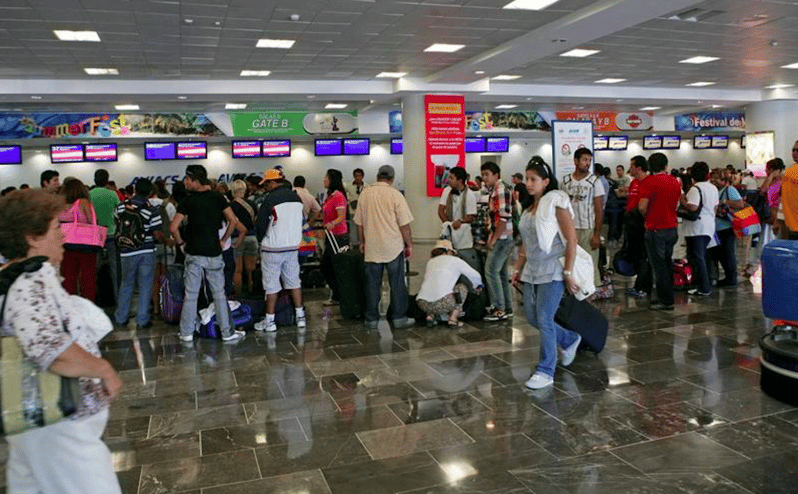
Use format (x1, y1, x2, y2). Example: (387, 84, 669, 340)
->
(230, 111, 358, 137)
(0, 113, 223, 139)
(466, 111, 551, 132)
(554, 111, 653, 132)
(389, 110, 402, 134)
(425, 95, 465, 197)
(675, 112, 745, 132)
(746, 131, 775, 177)
(552, 120, 593, 178)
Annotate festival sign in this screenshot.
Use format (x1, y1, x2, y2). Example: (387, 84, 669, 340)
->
(552, 120, 593, 178)
(554, 111, 653, 132)
(674, 112, 745, 132)
(466, 111, 551, 132)
(425, 95, 465, 197)
(0, 113, 223, 139)
(230, 111, 358, 137)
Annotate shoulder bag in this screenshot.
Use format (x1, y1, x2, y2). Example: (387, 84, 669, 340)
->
(62, 200, 107, 252)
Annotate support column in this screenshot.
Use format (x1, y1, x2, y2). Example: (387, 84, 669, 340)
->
(401, 94, 441, 240)
(746, 99, 798, 161)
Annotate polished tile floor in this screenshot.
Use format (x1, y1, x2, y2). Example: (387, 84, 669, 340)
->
(4, 250, 797, 494)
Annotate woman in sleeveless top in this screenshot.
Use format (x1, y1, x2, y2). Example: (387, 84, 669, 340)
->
(59, 177, 99, 301)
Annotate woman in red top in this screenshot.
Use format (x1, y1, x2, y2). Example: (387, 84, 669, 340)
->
(321, 169, 349, 305)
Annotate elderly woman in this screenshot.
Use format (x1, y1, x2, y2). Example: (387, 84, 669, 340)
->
(59, 177, 99, 301)
(230, 179, 259, 296)
(416, 239, 483, 327)
(0, 189, 122, 493)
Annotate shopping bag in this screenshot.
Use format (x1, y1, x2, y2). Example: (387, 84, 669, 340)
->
(732, 206, 761, 238)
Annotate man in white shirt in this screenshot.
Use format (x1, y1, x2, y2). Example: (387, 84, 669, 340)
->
(561, 148, 605, 285)
(437, 167, 479, 272)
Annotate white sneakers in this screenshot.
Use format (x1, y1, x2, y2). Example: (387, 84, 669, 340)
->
(560, 335, 582, 367)
(254, 318, 277, 332)
(525, 372, 554, 390)
(222, 330, 246, 342)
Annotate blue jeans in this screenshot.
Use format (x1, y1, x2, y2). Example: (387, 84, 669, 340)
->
(485, 238, 513, 312)
(364, 253, 407, 323)
(180, 254, 232, 338)
(523, 281, 579, 377)
(686, 235, 711, 293)
(223, 248, 235, 296)
(115, 252, 156, 326)
(644, 228, 678, 306)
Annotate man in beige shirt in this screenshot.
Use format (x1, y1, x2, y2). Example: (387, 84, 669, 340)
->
(292, 175, 321, 226)
(354, 165, 415, 329)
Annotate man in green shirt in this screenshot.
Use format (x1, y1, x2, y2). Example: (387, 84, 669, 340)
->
(89, 169, 121, 302)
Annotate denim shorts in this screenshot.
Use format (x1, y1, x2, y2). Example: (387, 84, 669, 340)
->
(234, 235, 259, 258)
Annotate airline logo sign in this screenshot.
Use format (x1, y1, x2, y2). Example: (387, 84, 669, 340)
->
(555, 111, 653, 132)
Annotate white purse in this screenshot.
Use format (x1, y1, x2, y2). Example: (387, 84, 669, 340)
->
(69, 295, 113, 342)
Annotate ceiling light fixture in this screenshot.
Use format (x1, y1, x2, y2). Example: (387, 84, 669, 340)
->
(376, 72, 407, 78)
(679, 56, 720, 64)
(503, 0, 560, 10)
(686, 81, 716, 86)
(782, 62, 798, 69)
(177, 96, 187, 100)
(325, 103, 348, 109)
(30, 96, 42, 100)
(492, 75, 521, 80)
(424, 43, 465, 53)
(711, 104, 723, 108)
(560, 48, 600, 58)
(184, 19, 194, 24)
(115, 104, 139, 111)
(474, 70, 485, 75)
(84, 67, 119, 75)
(639, 106, 661, 111)
(225, 103, 247, 110)
(496, 104, 517, 109)
(766, 83, 794, 89)
(595, 78, 626, 83)
(306, 95, 316, 99)
(240, 70, 271, 76)
(256, 38, 296, 49)
(53, 30, 100, 42)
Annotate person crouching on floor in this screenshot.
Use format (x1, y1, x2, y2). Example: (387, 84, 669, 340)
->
(416, 239, 483, 328)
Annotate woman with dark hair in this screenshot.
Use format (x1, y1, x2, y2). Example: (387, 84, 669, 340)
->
(709, 168, 744, 287)
(59, 177, 99, 301)
(0, 189, 122, 493)
(680, 162, 719, 296)
(321, 169, 349, 305)
(511, 158, 582, 390)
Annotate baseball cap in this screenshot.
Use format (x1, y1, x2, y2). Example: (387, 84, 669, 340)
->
(433, 239, 456, 254)
(259, 168, 284, 184)
(377, 164, 395, 179)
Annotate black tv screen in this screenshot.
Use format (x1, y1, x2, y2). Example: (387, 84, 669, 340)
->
(390, 138, 403, 155)
(662, 136, 681, 149)
(315, 139, 342, 156)
(50, 144, 84, 163)
(711, 135, 729, 149)
(693, 136, 712, 149)
(232, 141, 261, 158)
(145, 142, 176, 160)
(465, 137, 486, 153)
(0, 145, 22, 164)
(262, 140, 291, 158)
(343, 138, 370, 155)
(176, 141, 207, 160)
(84, 143, 117, 162)
(643, 136, 662, 150)
(486, 137, 509, 153)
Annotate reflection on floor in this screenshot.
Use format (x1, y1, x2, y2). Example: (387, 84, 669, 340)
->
(4, 259, 797, 493)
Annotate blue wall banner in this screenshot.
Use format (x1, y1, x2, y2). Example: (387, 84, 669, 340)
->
(0, 113, 223, 139)
(674, 112, 745, 132)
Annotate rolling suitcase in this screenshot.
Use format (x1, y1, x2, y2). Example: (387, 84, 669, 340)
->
(554, 295, 608, 353)
(159, 263, 184, 324)
(328, 231, 366, 319)
(762, 240, 798, 321)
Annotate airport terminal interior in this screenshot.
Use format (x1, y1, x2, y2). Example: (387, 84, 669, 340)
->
(3, 0, 798, 493)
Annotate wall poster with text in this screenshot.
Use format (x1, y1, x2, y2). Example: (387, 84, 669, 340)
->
(425, 95, 465, 197)
(551, 120, 593, 179)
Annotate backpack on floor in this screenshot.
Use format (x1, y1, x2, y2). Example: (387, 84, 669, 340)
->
(198, 303, 253, 338)
(673, 259, 693, 289)
(275, 290, 295, 326)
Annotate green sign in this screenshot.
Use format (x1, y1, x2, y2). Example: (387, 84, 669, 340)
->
(230, 111, 358, 137)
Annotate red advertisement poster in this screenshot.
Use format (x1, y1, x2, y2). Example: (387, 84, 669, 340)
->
(425, 95, 465, 197)
(555, 111, 653, 132)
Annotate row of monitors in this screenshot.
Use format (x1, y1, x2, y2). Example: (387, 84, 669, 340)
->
(595, 135, 737, 151)
(43, 142, 207, 164)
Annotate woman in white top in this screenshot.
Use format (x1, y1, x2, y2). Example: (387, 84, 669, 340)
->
(416, 239, 483, 327)
(680, 161, 719, 296)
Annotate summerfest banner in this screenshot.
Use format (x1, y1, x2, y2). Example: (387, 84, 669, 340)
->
(0, 113, 223, 139)
(425, 95, 465, 197)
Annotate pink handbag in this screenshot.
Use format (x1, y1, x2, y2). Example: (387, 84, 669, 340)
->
(61, 201, 107, 251)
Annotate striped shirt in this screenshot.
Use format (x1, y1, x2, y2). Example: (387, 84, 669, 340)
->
(115, 197, 162, 257)
(487, 181, 513, 240)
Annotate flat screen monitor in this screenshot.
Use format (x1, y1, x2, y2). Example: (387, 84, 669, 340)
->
(390, 138, 403, 155)
(0, 145, 22, 164)
(741, 134, 746, 148)
(144, 142, 176, 160)
(232, 141, 261, 158)
(84, 143, 117, 162)
(465, 137, 486, 153)
(593, 136, 609, 150)
(711, 135, 729, 149)
(262, 140, 291, 158)
(608, 136, 628, 150)
(343, 138, 370, 156)
(50, 144, 84, 164)
(693, 136, 712, 149)
(176, 141, 207, 160)
(486, 136, 509, 153)
(315, 139, 342, 156)
(662, 135, 681, 149)
(643, 136, 662, 150)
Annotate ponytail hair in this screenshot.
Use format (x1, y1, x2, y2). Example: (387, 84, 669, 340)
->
(524, 156, 558, 209)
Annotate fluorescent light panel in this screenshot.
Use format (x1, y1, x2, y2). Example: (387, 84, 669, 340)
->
(115, 104, 139, 111)
(225, 103, 247, 109)
(686, 81, 715, 86)
(325, 103, 348, 109)
(503, 0, 560, 10)
(766, 83, 794, 89)
(240, 70, 271, 76)
(256, 38, 295, 49)
(782, 62, 798, 69)
(376, 72, 407, 78)
(595, 78, 626, 83)
(492, 75, 521, 80)
(496, 104, 517, 109)
(84, 67, 118, 75)
(679, 56, 720, 64)
(424, 43, 465, 53)
(54, 30, 100, 42)
(560, 48, 600, 58)
(639, 106, 661, 111)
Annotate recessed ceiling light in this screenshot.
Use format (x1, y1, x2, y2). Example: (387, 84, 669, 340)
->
(214, 21, 221, 26)
(526, 97, 533, 101)
(376, 72, 407, 78)
(572, 106, 585, 109)
(595, 78, 626, 83)
(474, 70, 485, 75)
(711, 104, 722, 108)
(782, 62, 798, 69)
(30, 95, 42, 100)
(256, 38, 296, 49)
(639, 106, 661, 111)
(177, 96, 187, 100)
(503, 0, 560, 10)
(560, 48, 600, 58)
(492, 75, 521, 80)
(686, 81, 716, 86)
(53, 30, 100, 42)
(306, 95, 316, 99)
(325, 103, 348, 109)
(84, 67, 118, 75)
(115, 104, 139, 111)
(679, 56, 720, 64)
(424, 43, 465, 53)
(183, 18, 194, 24)
(496, 104, 517, 109)
(225, 103, 247, 110)
(766, 83, 794, 89)
(240, 70, 271, 76)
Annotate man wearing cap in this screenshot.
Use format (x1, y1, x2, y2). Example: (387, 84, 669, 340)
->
(170, 164, 245, 343)
(254, 168, 307, 332)
(354, 165, 415, 329)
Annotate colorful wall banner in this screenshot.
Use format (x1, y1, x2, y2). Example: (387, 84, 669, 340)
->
(554, 111, 653, 132)
(230, 111, 358, 137)
(425, 95, 465, 197)
(465, 111, 551, 132)
(389, 110, 403, 134)
(675, 112, 746, 132)
(0, 113, 223, 139)
(552, 120, 593, 178)
(745, 131, 775, 178)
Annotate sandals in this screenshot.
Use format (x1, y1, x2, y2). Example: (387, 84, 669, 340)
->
(447, 318, 463, 328)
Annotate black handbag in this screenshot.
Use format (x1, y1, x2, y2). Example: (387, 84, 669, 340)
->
(677, 186, 702, 221)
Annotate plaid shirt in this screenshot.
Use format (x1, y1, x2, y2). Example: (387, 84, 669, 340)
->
(487, 181, 513, 239)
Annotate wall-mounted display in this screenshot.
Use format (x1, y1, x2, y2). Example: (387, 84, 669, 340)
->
(643, 136, 662, 150)
(746, 131, 774, 177)
(608, 136, 628, 150)
(662, 135, 681, 149)
(0, 145, 22, 164)
(465, 137, 486, 153)
(84, 143, 117, 162)
(343, 138, 370, 155)
(144, 142, 176, 160)
(390, 138, 403, 155)
(485, 136, 509, 153)
(693, 136, 712, 149)
(593, 136, 608, 150)
(711, 135, 729, 149)
(741, 134, 746, 148)
(177, 141, 207, 159)
(50, 144, 84, 163)
(262, 140, 291, 158)
(232, 141, 261, 158)
(315, 139, 342, 156)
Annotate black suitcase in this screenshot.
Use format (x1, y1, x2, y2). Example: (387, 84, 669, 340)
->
(554, 295, 608, 353)
(760, 326, 798, 406)
(333, 250, 366, 319)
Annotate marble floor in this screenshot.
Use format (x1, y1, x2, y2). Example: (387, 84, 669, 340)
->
(3, 252, 796, 494)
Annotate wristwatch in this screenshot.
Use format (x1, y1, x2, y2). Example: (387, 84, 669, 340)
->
(563, 270, 572, 276)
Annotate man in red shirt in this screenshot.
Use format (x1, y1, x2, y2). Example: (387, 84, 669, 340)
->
(622, 156, 650, 298)
(638, 153, 682, 310)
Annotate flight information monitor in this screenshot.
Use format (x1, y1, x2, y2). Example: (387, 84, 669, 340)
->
(50, 144, 84, 163)
(84, 143, 118, 162)
(176, 141, 207, 159)
(0, 145, 22, 164)
(144, 142, 176, 160)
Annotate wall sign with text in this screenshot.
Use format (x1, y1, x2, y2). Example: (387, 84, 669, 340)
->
(425, 95, 465, 197)
(551, 120, 593, 178)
